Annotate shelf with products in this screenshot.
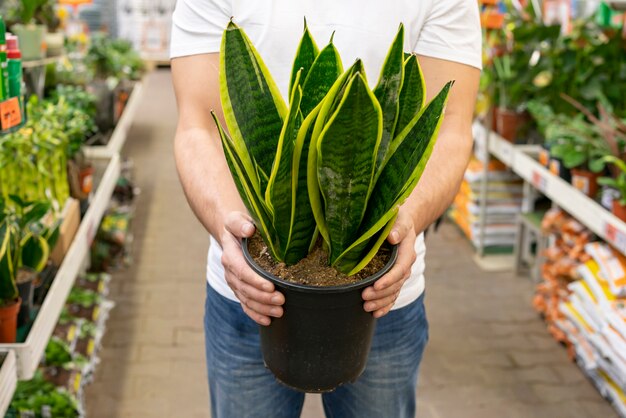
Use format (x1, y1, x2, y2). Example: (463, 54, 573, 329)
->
(474, 120, 626, 258)
(0, 351, 17, 417)
(0, 154, 121, 380)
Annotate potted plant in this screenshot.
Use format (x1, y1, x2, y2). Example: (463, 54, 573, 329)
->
(34, 1, 63, 57)
(491, 52, 533, 142)
(1, 196, 56, 330)
(214, 21, 450, 391)
(528, 99, 614, 195)
(598, 156, 626, 222)
(7, 0, 49, 61)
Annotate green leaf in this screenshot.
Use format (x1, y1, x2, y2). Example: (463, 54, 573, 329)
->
(0, 223, 17, 302)
(396, 55, 426, 136)
(283, 106, 321, 264)
(220, 21, 287, 191)
(21, 202, 51, 228)
(308, 59, 366, 246)
(373, 24, 405, 173)
(266, 71, 305, 258)
(562, 149, 585, 169)
(300, 40, 343, 117)
(333, 211, 398, 274)
(289, 20, 319, 100)
(21, 233, 50, 273)
(316, 73, 382, 264)
(363, 82, 453, 234)
(212, 112, 280, 260)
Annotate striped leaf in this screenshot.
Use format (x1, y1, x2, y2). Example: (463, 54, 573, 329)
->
(220, 21, 287, 189)
(334, 82, 452, 274)
(300, 39, 343, 117)
(0, 222, 17, 302)
(316, 73, 382, 263)
(307, 59, 366, 246)
(395, 54, 426, 137)
(334, 212, 398, 275)
(20, 233, 50, 273)
(289, 20, 319, 100)
(362, 82, 453, 234)
(266, 71, 304, 257)
(212, 112, 281, 260)
(373, 24, 405, 174)
(283, 105, 321, 264)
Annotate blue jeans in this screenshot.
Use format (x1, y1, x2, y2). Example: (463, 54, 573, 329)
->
(204, 283, 429, 418)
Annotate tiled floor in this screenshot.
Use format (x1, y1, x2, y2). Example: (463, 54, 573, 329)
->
(84, 70, 618, 418)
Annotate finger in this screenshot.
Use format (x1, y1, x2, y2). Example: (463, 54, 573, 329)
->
(362, 279, 404, 302)
(222, 233, 275, 292)
(224, 211, 256, 238)
(373, 241, 416, 291)
(373, 303, 395, 319)
(365, 292, 399, 314)
(238, 281, 285, 307)
(236, 296, 272, 326)
(237, 288, 284, 318)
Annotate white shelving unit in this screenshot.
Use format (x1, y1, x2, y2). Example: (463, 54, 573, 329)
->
(84, 81, 144, 158)
(0, 351, 17, 416)
(0, 155, 121, 379)
(474, 121, 626, 257)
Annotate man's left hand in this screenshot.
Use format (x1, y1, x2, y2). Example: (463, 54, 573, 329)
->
(362, 208, 417, 318)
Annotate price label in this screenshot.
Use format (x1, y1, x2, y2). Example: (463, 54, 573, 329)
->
(531, 170, 547, 193)
(605, 223, 626, 254)
(0, 97, 22, 130)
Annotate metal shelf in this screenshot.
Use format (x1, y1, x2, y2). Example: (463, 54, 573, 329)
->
(474, 121, 626, 257)
(0, 155, 121, 379)
(84, 81, 144, 158)
(0, 351, 17, 416)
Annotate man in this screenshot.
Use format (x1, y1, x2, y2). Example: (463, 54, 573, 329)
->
(171, 1, 481, 417)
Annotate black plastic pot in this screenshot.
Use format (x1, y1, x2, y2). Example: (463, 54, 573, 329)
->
(16, 269, 37, 327)
(242, 238, 398, 393)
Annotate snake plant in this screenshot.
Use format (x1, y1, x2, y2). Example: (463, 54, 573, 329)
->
(213, 21, 452, 275)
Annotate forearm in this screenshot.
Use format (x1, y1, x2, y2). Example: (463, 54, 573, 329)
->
(174, 126, 246, 242)
(402, 116, 473, 234)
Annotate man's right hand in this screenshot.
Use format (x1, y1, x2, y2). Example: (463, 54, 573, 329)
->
(220, 212, 285, 326)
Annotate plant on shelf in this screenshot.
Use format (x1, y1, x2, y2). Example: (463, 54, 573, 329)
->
(7, 370, 80, 418)
(214, 21, 450, 391)
(5, 0, 51, 60)
(0, 196, 57, 341)
(598, 156, 626, 222)
(528, 98, 621, 197)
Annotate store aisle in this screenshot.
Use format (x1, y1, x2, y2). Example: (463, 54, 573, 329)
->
(85, 69, 210, 418)
(85, 70, 616, 418)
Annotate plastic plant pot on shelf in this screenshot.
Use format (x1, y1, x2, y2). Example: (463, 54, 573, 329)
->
(0, 155, 121, 379)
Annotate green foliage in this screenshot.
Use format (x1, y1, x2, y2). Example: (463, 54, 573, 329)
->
(7, 370, 79, 418)
(0, 196, 54, 305)
(215, 21, 451, 275)
(67, 288, 101, 308)
(528, 96, 626, 171)
(87, 34, 145, 81)
(599, 156, 626, 205)
(492, 9, 626, 118)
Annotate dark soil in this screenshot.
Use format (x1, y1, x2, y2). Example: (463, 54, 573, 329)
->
(248, 233, 392, 287)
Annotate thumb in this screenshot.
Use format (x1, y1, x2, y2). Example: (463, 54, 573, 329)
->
(224, 212, 256, 238)
(388, 211, 413, 245)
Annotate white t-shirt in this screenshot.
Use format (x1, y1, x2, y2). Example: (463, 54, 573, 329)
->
(171, 0, 481, 309)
